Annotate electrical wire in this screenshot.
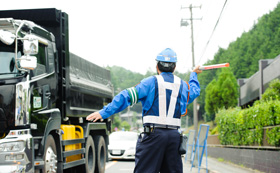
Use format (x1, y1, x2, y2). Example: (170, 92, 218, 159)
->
(197, 0, 229, 64)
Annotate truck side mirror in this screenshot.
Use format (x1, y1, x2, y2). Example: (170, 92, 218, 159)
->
(19, 55, 37, 70)
(23, 36, 38, 55)
(21, 35, 38, 70)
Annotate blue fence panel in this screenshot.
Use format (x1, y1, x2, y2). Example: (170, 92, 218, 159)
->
(191, 124, 210, 173)
(185, 130, 196, 162)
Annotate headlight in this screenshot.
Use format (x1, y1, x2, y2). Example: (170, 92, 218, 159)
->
(0, 141, 24, 152)
(5, 154, 24, 161)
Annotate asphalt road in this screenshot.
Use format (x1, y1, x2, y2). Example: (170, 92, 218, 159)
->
(105, 159, 135, 173)
(105, 157, 261, 173)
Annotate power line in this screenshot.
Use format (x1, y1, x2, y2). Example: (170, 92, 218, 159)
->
(197, 0, 229, 64)
(181, 4, 202, 139)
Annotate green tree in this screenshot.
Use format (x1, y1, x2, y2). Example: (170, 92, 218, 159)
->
(198, 60, 218, 121)
(217, 68, 238, 108)
(205, 79, 219, 122)
(120, 121, 131, 131)
(112, 115, 121, 131)
(205, 68, 238, 122)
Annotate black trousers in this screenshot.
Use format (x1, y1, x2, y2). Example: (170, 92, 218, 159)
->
(134, 128, 182, 173)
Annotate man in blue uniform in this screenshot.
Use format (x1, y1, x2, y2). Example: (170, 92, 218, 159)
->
(86, 48, 202, 173)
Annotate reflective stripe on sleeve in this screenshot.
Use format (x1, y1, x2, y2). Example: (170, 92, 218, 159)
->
(127, 87, 138, 106)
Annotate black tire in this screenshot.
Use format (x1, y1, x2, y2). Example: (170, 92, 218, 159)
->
(43, 135, 58, 173)
(94, 136, 106, 173)
(85, 135, 96, 173)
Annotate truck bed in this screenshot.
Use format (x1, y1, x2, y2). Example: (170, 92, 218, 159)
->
(69, 53, 113, 99)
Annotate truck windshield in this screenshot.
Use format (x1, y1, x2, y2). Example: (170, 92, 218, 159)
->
(0, 42, 23, 79)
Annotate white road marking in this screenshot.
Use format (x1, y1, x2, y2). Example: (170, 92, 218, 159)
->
(105, 160, 118, 169)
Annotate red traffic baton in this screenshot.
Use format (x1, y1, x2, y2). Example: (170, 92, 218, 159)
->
(199, 63, 230, 70)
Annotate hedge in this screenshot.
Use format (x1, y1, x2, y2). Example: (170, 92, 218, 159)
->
(216, 100, 280, 146)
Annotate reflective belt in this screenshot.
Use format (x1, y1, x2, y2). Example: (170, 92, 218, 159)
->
(143, 116, 181, 126)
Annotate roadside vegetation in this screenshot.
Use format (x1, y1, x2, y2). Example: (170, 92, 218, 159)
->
(216, 79, 280, 146)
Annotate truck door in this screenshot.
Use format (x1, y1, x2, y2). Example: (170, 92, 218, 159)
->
(31, 42, 52, 112)
(30, 40, 59, 137)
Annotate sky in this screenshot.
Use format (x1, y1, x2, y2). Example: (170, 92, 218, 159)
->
(1, 0, 279, 74)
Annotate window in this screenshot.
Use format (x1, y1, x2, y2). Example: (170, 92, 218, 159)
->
(32, 43, 46, 77)
(47, 42, 55, 73)
(0, 42, 22, 79)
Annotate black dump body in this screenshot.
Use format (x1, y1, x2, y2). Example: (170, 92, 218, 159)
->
(69, 53, 113, 117)
(0, 8, 113, 118)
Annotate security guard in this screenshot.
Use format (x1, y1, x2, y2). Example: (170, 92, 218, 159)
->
(86, 48, 202, 173)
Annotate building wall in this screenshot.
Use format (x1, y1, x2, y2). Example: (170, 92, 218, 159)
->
(208, 146, 280, 173)
(238, 55, 280, 106)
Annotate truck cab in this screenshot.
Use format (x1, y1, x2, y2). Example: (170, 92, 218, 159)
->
(0, 9, 113, 173)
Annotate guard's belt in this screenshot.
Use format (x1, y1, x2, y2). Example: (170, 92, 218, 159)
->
(144, 124, 179, 133)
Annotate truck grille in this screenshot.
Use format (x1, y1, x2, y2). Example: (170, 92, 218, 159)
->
(109, 150, 125, 156)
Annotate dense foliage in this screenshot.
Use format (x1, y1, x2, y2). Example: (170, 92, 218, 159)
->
(261, 78, 280, 101)
(210, 3, 280, 79)
(216, 79, 280, 146)
(198, 3, 280, 119)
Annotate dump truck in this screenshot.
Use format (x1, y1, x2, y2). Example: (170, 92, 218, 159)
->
(0, 8, 113, 173)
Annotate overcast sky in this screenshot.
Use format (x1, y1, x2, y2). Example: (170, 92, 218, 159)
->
(1, 0, 279, 74)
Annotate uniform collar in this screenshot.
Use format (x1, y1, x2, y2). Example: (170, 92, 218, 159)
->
(160, 72, 173, 75)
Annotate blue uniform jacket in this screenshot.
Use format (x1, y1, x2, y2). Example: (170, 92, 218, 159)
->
(99, 72, 200, 119)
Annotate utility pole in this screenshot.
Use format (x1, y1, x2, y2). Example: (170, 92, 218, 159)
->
(181, 4, 201, 138)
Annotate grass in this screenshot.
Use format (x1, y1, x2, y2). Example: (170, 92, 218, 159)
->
(217, 157, 224, 162)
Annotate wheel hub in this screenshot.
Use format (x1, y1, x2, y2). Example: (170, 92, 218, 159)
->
(45, 146, 57, 173)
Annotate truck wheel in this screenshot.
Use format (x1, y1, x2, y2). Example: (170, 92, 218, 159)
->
(85, 135, 96, 173)
(94, 136, 106, 173)
(43, 135, 57, 173)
